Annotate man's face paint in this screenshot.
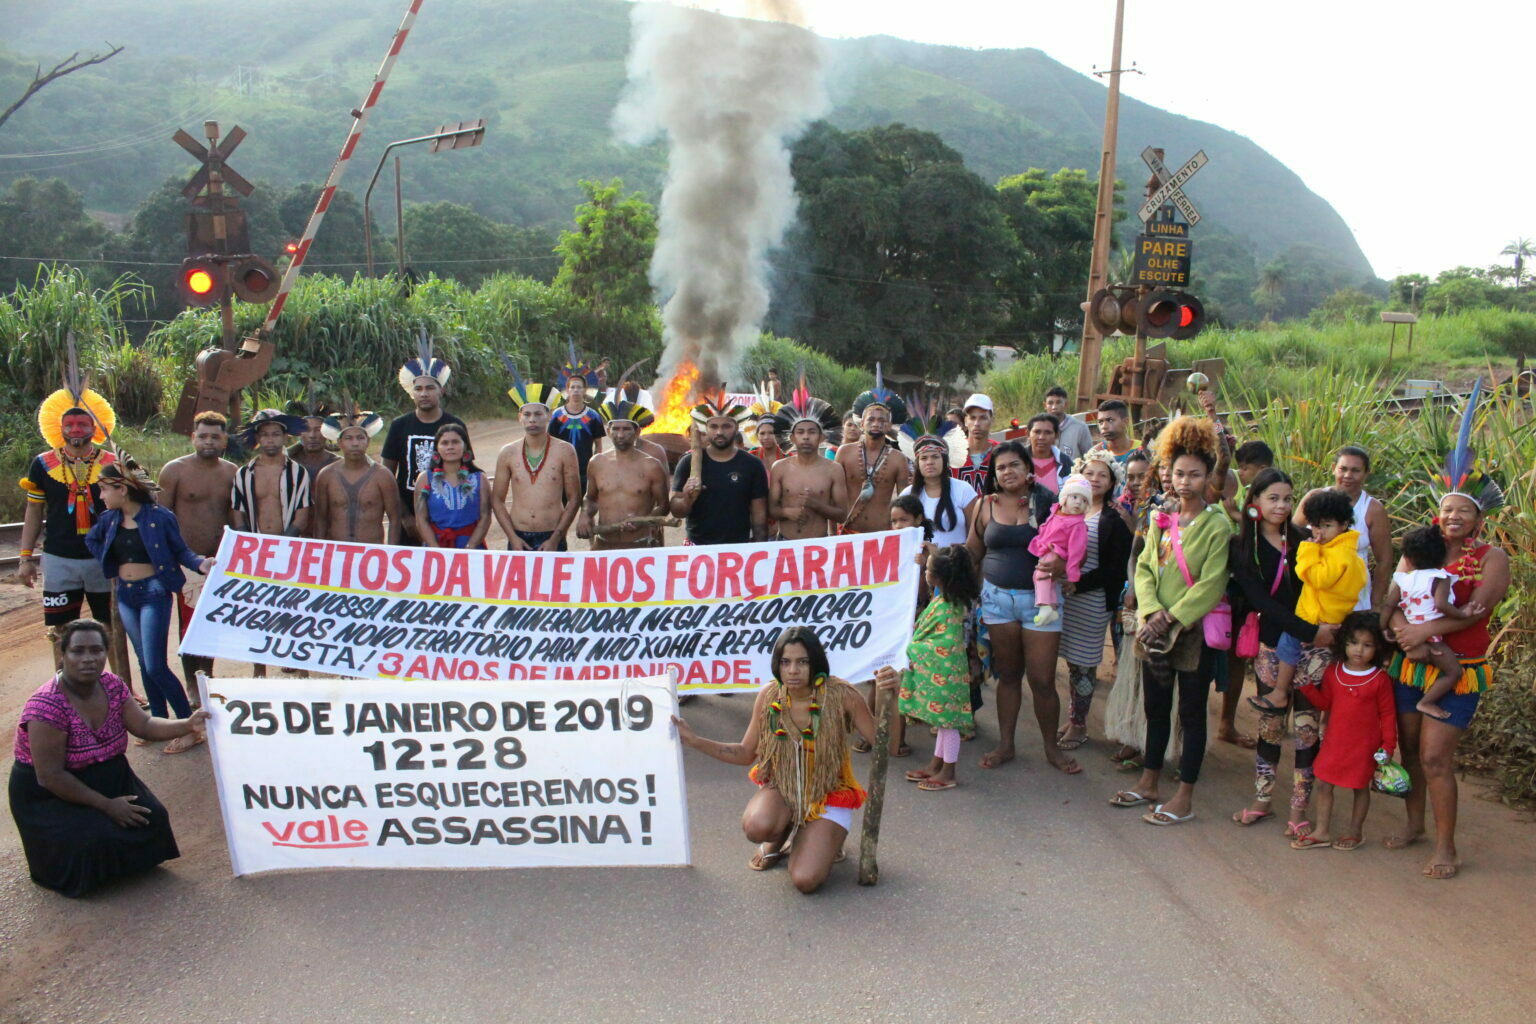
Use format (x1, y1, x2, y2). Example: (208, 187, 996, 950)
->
(61, 412, 95, 447)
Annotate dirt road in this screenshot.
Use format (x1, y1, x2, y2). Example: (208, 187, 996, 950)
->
(0, 420, 1531, 1023)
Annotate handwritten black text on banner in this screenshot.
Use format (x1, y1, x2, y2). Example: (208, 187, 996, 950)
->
(181, 530, 920, 690)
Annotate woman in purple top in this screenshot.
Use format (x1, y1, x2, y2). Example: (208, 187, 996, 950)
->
(8, 620, 207, 896)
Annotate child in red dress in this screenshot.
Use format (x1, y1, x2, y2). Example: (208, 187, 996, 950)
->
(1290, 611, 1397, 851)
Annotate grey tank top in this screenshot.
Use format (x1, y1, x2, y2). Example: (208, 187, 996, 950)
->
(982, 514, 1037, 590)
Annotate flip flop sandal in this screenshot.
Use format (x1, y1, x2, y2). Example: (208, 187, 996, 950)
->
(1057, 735, 1089, 750)
(1331, 836, 1363, 851)
(1142, 805, 1195, 826)
(1283, 820, 1314, 839)
(1247, 694, 1289, 713)
(905, 769, 936, 783)
(1109, 790, 1154, 807)
(917, 778, 957, 791)
(748, 840, 791, 871)
(1232, 808, 1274, 826)
(891, 744, 912, 758)
(162, 732, 206, 755)
(851, 738, 872, 753)
(1290, 835, 1333, 850)
(833, 848, 846, 864)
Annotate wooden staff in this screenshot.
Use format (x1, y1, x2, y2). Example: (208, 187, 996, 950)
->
(689, 423, 704, 486)
(592, 515, 676, 537)
(858, 684, 893, 886)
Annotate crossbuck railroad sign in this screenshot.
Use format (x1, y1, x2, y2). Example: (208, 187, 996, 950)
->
(1138, 146, 1207, 227)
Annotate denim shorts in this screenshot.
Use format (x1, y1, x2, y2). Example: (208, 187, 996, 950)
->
(1276, 631, 1303, 666)
(1394, 681, 1481, 730)
(980, 580, 1062, 633)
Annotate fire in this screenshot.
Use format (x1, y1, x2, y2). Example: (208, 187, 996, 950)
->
(650, 361, 701, 435)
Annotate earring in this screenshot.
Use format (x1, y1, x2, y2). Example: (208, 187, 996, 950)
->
(1245, 506, 1260, 520)
(812, 673, 827, 688)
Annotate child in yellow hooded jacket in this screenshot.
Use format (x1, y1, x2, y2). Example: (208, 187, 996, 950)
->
(1249, 489, 1367, 712)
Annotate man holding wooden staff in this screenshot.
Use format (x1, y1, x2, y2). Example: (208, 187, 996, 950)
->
(577, 398, 669, 549)
(668, 394, 767, 545)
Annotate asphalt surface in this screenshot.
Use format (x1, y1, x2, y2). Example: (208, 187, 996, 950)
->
(1, 419, 1532, 1023)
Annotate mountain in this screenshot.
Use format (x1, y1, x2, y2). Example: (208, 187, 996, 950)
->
(0, 0, 1376, 306)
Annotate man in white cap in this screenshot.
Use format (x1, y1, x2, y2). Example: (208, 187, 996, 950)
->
(1044, 386, 1094, 461)
(948, 393, 999, 492)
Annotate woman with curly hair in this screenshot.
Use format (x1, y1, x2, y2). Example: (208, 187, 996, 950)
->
(1110, 416, 1232, 825)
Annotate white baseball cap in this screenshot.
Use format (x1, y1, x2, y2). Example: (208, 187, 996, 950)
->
(962, 393, 994, 413)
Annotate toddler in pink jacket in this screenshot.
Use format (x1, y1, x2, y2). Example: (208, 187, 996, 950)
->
(1028, 473, 1092, 627)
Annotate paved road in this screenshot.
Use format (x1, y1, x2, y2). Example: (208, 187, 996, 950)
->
(0, 420, 1532, 1023)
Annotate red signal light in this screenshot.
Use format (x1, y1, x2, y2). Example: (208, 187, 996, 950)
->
(283, 240, 300, 255)
(186, 268, 215, 295)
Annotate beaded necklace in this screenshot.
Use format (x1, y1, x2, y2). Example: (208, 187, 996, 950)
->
(521, 440, 548, 484)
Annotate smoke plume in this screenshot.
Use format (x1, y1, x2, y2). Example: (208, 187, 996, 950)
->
(615, 1, 827, 395)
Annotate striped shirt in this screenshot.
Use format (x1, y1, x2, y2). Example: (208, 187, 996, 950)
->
(231, 457, 312, 534)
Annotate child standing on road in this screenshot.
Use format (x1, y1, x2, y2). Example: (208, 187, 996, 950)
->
(1290, 612, 1397, 850)
(1249, 489, 1366, 713)
(1383, 525, 1478, 720)
(901, 545, 981, 792)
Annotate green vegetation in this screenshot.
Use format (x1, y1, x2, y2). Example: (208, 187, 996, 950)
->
(3, 0, 1375, 322)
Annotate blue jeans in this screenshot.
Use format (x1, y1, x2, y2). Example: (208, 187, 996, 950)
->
(115, 577, 192, 719)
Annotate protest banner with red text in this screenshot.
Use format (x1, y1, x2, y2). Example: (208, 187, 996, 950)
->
(181, 530, 920, 691)
(200, 674, 688, 874)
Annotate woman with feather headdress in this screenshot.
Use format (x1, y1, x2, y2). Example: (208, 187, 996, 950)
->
(1382, 380, 1510, 880)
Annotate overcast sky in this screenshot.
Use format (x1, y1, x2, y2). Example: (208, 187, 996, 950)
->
(717, 0, 1535, 281)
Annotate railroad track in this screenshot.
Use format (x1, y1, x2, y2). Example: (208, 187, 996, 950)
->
(0, 520, 21, 571)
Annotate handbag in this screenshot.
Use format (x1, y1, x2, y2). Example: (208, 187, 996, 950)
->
(1236, 540, 1287, 658)
(1171, 517, 1231, 651)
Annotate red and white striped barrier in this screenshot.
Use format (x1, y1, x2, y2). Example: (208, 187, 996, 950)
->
(259, 0, 425, 337)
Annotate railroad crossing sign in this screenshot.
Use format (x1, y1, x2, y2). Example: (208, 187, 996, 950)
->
(1139, 147, 1206, 227)
(176, 126, 253, 199)
(1131, 234, 1193, 288)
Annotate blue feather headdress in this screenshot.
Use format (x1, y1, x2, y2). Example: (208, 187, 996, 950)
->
(398, 326, 452, 395)
(901, 392, 956, 445)
(851, 363, 908, 425)
(1437, 378, 1504, 512)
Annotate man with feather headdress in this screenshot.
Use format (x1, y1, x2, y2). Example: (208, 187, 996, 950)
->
(577, 398, 669, 549)
(15, 345, 121, 646)
(548, 341, 606, 498)
(767, 380, 848, 540)
(313, 405, 400, 545)
(380, 330, 464, 545)
(836, 365, 911, 534)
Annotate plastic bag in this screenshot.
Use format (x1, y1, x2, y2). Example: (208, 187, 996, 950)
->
(1371, 750, 1411, 797)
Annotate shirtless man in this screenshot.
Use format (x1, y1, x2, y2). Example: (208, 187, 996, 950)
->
(313, 422, 401, 545)
(836, 403, 910, 533)
(289, 415, 339, 481)
(577, 418, 668, 550)
(769, 417, 848, 539)
(493, 402, 580, 551)
(159, 410, 238, 698)
(230, 410, 312, 677)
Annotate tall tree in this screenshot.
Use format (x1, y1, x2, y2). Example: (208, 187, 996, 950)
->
(553, 178, 657, 314)
(770, 122, 1013, 380)
(0, 177, 109, 292)
(1501, 237, 1533, 289)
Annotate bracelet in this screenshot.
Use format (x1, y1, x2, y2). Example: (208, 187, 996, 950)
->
(19, 550, 33, 559)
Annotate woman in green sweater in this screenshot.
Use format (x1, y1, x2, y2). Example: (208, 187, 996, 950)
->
(1110, 416, 1232, 825)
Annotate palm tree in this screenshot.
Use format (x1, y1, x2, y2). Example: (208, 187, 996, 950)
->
(1253, 261, 1286, 321)
(1501, 237, 1534, 289)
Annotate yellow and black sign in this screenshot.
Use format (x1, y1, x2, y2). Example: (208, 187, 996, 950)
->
(1131, 235, 1193, 287)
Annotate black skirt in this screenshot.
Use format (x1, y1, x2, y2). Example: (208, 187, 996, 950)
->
(8, 754, 179, 897)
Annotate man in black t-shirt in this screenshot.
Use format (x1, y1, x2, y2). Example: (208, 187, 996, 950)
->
(669, 397, 767, 545)
(381, 338, 464, 545)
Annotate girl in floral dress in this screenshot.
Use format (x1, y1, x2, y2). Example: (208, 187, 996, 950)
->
(900, 545, 981, 792)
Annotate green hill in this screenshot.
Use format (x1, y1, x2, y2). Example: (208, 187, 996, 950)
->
(1, 0, 1375, 311)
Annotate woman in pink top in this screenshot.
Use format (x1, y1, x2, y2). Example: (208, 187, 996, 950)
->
(9, 620, 207, 896)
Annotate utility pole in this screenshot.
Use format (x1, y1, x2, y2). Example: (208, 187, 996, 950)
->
(1074, 0, 1139, 411)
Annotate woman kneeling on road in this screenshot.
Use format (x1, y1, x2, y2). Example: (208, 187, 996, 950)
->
(9, 620, 209, 897)
(672, 625, 897, 894)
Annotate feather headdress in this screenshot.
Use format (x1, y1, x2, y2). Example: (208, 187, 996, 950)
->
(398, 327, 451, 395)
(691, 389, 753, 429)
(1437, 378, 1505, 512)
(503, 353, 561, 411)
(599, 398, 655, 430)
(851, 362, 908, 425)
(770, 368, 842, 447)
(321, 394, 385, 442)
(37, 331, 116, 450)
(556, 337, 600, 391)
(901, 393, 956, 443)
